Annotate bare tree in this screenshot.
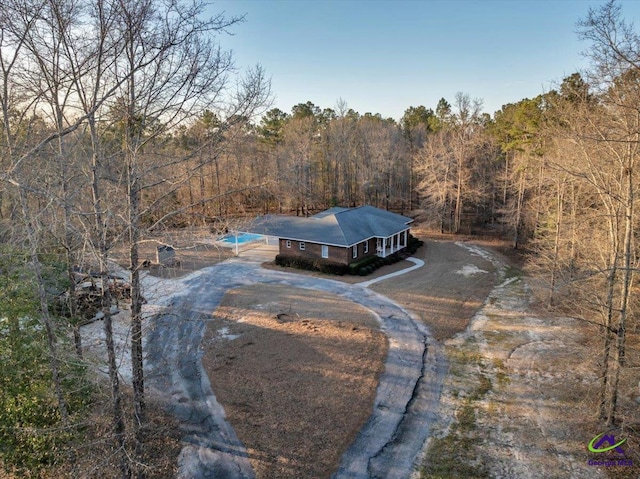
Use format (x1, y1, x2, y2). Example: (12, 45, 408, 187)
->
(536, 6, 640, 424)
(0, 0, 73, 428)
(415, 128, 454, 231)
(105, 2, 270, 469)
(415, 93, 490, 233)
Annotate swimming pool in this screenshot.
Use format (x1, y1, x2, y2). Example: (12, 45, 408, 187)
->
(219, 232, 264, 244)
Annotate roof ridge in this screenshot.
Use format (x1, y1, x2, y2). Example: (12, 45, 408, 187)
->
(333, 206, 356, 216)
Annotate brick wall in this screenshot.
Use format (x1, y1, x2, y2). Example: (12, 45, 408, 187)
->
(279, 238, 377, 265)
(349, 238, 377, 264)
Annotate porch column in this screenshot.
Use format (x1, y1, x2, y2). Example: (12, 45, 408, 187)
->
(404, 230, 408, 248)
(390, 235, 394, 254)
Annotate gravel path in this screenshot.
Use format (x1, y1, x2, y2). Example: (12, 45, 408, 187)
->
(144, 254, 447, 479)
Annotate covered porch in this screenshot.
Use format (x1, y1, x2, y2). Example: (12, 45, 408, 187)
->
(375, 229, 409, 258)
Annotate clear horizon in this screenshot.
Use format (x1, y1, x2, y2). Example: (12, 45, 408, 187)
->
(211, 0, 640, 120)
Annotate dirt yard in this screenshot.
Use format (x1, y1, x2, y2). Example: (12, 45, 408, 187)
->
(372, 237, 498, 340)
(202, 284, 388, 479)
(109, 227, 237, 278)
(416, 244, 640, 479)
(187, 238, 503, 479)
(196, 236, 638, 479)
(91, 228, 640, 479)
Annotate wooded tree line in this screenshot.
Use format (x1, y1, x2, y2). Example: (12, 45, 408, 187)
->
(0, 0, 269, 476)
(0, 0, 638, 476)
(490, 1, 639, 429)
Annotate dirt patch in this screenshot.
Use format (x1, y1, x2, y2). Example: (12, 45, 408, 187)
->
(372, 239, 497, 340)
(420, 259, 639, 478)
(201, 284, 387, 479)
(144, 243, 234, 278)
(109, 230, 236, 279)
(260, 235, 499, 341)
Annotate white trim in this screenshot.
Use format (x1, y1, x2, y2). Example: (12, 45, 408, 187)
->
(286, 240, 291, 248)
(364, 241, 369, 254)
(321, 245, 329, 258)
(300, 242, 306, 250)
(352, 245, 358, 259)
(274, 228, 411, 249)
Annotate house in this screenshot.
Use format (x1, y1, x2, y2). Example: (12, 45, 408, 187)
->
(247, 205, 413, 265)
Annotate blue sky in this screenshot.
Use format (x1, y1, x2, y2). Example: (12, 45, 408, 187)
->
(211, 0, 640, 120)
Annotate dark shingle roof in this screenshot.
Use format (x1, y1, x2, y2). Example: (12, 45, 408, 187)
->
(246, 205, 412, 247)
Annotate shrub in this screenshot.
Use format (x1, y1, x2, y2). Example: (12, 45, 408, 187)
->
(275, 254, 347, 275)
(276, 254, 315, 271)
(348, 255, 379, 275)
(402, 235, 424, 257)
(0, 248, 93, 474)
(406, 234, 424, 252)
(359, 267, 368, 276)
(313, 259, 348, 276)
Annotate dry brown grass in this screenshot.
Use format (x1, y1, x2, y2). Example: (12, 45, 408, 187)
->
(110, 237, 235, 279)
(202, 284, 387, 479)
(373, 238, 497, 340)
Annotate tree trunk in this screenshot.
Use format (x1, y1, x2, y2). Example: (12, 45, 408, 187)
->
(103, 282, 131, 478)
(598, 199, 619, 423)
(598, 262, 616, 422)
(88, 114, 131, 477)
(605, 161, 634, 425)
(548, 179, 565, 307)
(569, 182, 577, 278)
(126, 132, 146, 462)
(454, 159, 463, 234)
(513, 169, 526, 249)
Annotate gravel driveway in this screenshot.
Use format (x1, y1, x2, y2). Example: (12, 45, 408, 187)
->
(143, 253, 447, 479)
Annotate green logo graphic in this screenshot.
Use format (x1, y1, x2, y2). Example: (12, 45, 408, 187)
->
(588, 432, 626, 454)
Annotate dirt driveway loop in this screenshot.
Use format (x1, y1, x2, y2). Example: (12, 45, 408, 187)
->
(138, 245, 445, 479)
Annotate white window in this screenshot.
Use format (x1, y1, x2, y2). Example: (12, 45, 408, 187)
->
(352, 245, 358, 259)
(286, 240, 291, 248)
(300, 242, 306, 251)
(364, 241, 369, 254)
(321, 245, 329, 258)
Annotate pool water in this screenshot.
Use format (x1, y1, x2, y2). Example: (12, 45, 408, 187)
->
(219, 233, 264, 244)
